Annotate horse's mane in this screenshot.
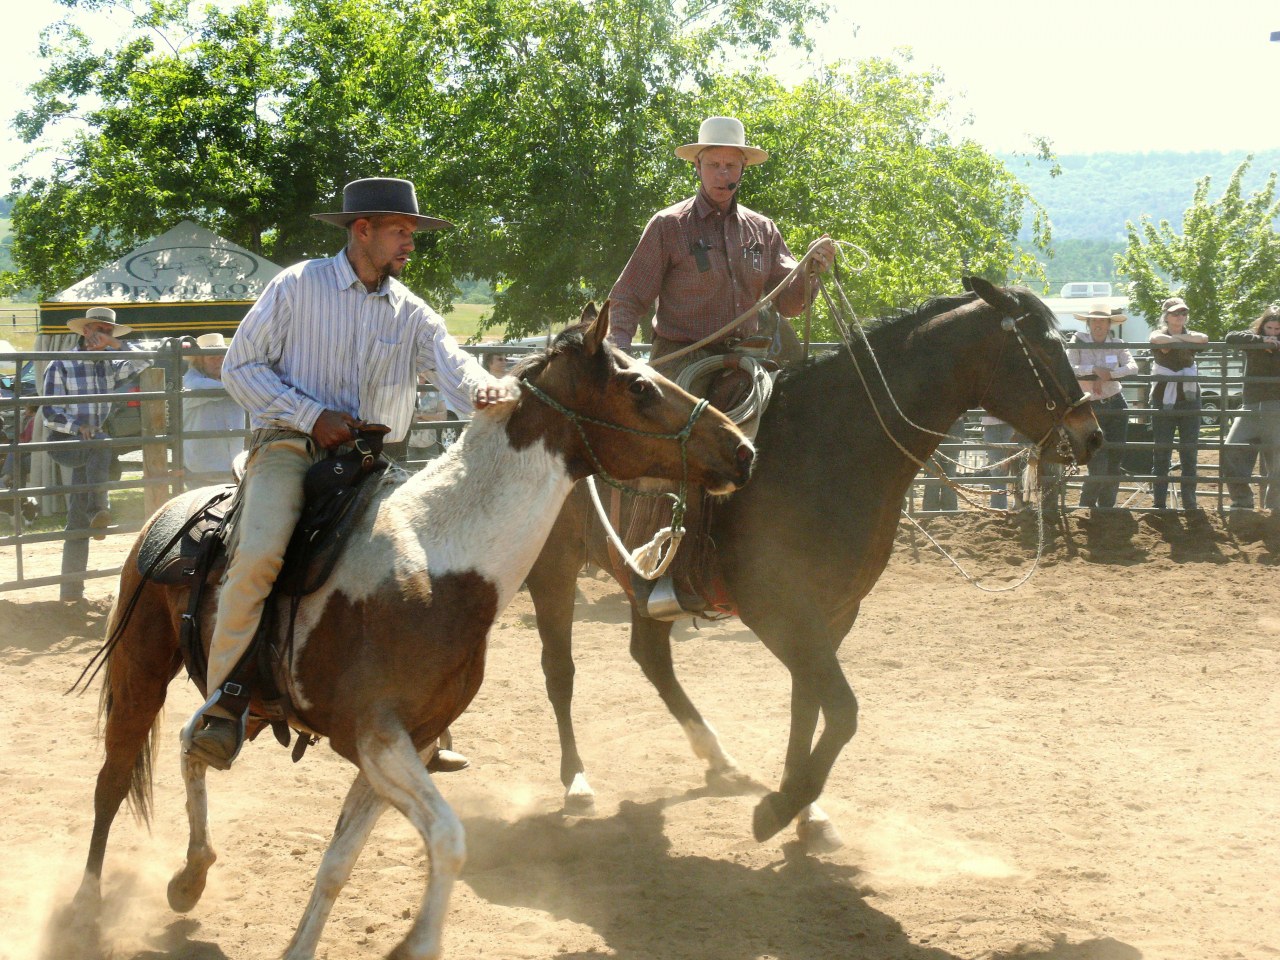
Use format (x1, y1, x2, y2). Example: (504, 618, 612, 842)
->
(508, 325, 589, 382)
(778, 286, 1059, 388)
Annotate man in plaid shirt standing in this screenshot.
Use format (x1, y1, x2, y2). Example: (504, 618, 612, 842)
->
(607, 116, 835, 369)
(43, 306, 151, 601)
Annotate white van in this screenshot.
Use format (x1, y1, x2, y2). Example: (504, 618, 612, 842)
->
(1059, 281, 1113, 299)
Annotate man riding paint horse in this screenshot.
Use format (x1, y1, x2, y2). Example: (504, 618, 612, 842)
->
(186, 177, 513, 771)
(606, 115, 836, 370)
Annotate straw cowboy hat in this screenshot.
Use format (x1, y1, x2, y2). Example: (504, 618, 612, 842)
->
(675, 117, 769, 166)
(1072, 303, 1126, 324)
(195, 332, 227, 349)
(312, 177, 453, 231)
(67, 306, 134, 338)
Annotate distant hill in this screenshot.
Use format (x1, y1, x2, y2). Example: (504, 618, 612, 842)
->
(1003, 150, 1280, 289)
(1005, 150, 1280, 242)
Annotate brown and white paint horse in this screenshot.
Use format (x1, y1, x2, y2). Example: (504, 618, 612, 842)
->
(65, 304, 753, 960)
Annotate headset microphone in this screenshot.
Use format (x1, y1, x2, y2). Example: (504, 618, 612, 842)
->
(726, 181, 738, 191)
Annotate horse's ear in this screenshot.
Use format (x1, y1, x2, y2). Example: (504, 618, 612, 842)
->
(580, 301, 599, 325)
(583, 300, 610, 355)
(960, 277, 974, 293)
(968, 276, 1020, 315)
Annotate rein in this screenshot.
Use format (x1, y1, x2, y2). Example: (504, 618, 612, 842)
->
(819, 270, 1089, 592)
(519, 378, 711, 578)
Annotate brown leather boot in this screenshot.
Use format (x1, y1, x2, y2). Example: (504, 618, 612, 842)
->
(186, 715, 243, 770)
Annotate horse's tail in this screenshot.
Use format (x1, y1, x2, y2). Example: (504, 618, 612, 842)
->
(95, 586, 163, 827)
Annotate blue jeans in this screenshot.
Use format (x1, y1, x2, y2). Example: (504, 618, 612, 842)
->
(921, 419, 966, 511)
(1150, 397, 1200, 508)
(1079, 394, 1129, 509)
(46, 430, 111, 600)
(980, 422, 1018, 509)
(1223, 399, 1280, 510)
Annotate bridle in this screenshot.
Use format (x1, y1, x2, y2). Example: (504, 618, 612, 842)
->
(982, 310, 1092, 467)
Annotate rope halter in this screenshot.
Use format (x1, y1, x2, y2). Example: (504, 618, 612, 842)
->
(518, 377, 712, 539)
(994, 313, 1091, 469)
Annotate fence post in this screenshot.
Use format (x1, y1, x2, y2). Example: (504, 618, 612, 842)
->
(140, 367, 170, 517)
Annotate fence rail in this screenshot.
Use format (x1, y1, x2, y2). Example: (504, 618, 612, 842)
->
(2, 339, 1277, 594)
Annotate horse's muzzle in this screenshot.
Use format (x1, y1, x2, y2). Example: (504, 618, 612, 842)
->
(1045, 405, 1104, 465)
(733, 441, 756, 487)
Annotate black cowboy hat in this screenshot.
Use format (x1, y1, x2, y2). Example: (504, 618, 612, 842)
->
(311, 177, 453, 231)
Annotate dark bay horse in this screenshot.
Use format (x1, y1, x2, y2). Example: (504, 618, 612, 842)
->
(525, 278, 1103, 851)
(65, 305, 753, 960)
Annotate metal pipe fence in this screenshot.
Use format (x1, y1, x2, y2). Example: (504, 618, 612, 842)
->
(906, 340, 1279, 516)
(2, 339, 1277, 593)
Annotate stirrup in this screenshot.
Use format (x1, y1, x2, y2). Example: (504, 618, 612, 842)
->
(632, 573, 705, 621)
(180, 688, 248, 769)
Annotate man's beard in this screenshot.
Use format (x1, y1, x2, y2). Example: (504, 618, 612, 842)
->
(381, 257, 407, 285)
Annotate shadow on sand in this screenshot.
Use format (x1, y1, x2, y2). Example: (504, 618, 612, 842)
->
(461, 795, 1142, 960)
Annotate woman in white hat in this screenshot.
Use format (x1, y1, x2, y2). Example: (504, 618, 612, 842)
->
(1068, 304, 1138, 509)
(1148, 297, 1208, 510)
(42, 306, 151, 600)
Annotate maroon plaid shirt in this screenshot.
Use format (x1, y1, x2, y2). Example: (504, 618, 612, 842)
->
(607, 190, 813, 350)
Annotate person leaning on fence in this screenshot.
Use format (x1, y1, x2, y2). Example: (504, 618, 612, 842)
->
(606, 116, 835, 376)
(1148, 296, 1208, 511)
(184, 177, 515, 772)
(1068, 304, 1138, 510)
(182, 332, 245, 483)
(920, 418, 966, 511)
(42, 307, 151, 601)
(1222, 304, 1280, 514)
(979, 415, 1032, 511)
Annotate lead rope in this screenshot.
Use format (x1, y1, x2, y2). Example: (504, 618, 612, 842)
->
(520, 379, 711, 580)
(819, 258, 1085, 592)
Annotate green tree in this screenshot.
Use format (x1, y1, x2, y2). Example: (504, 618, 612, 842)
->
(1116, 158, 1280, 338)
(698, 58, 1050, 335)
(3, 0, 828, 312)
(5, 0, 1050, 341)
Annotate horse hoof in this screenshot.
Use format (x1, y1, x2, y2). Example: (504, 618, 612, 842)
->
(42, 895, 103, 960)
(705, 766, 767, 797)
(796, 817, 844, 853)
(167, 868, 209, 913)
(752, 792, 790, 842)
(563, 773, 596, 816)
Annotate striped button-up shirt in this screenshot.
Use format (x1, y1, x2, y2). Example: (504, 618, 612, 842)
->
(42, 343, 151, 434)
(607, 190, 813, 350)
(223, 250, 487, 443)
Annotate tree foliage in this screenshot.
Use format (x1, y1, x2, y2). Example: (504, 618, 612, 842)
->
(4, 0, 1051, 341)
(1116, 158, 1280, 338)
(711, 59, 1048, 328)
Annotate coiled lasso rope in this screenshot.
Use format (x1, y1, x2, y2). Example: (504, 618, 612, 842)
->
(586, 353, 774, 580)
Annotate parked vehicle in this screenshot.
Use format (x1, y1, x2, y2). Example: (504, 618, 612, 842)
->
(1059, 281, 1113, 299)
(0, 359, 36, 439)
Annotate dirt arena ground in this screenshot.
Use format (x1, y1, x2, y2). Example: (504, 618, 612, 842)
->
(2, 510, 1278, 960)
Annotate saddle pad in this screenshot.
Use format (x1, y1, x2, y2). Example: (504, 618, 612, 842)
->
(137, 485, 235, 584)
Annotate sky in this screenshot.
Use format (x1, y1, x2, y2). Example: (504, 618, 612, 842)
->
(2, 0, 1279, 180)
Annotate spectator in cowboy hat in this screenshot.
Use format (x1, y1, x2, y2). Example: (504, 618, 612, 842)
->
(185, 176, 513, 772)
(1148, 296, 1208, 510)
(1067, 303, 1138, 510)
(42, 306, 151, 601)
(182, 332, 245, 481)
(607, 115, 836, 367)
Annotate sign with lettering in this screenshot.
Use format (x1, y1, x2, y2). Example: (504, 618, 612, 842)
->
(47, 221, 284, 304)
